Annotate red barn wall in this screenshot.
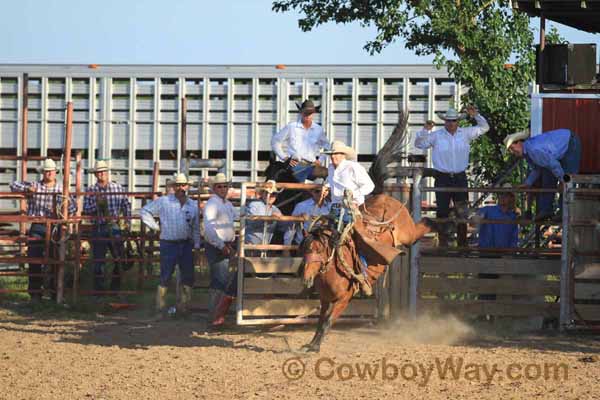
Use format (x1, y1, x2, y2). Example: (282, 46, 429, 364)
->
(542, 98, 600, 174)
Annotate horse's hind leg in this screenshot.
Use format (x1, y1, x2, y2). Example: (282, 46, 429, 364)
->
(301, 301, 331, 352)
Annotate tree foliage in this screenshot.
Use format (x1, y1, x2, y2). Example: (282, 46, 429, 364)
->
(272, 0, 548, 184)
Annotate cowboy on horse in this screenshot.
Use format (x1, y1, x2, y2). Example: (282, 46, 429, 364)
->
(269, 99, 330, 183)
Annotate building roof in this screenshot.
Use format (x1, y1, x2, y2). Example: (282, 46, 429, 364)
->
(514, 0, 600, 34)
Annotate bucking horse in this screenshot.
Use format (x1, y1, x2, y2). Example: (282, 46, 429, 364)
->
(298, 110, 434, 352)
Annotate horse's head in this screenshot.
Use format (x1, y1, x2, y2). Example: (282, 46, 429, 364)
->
(299, 227, 335, 289)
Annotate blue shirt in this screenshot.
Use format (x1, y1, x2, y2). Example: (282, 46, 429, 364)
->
(523, 129, 571, 186)
(478, 205, 518, 248)
(245, 200, 283, 245)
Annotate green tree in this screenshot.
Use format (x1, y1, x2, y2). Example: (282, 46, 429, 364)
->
(272, 0, 541, 184)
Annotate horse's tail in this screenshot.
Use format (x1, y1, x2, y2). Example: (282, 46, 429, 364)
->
(368, 106, 410, 194)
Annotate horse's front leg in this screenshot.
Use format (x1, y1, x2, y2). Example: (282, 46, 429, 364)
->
(301, 301, 330, 352)
(305, 291, 353, 353)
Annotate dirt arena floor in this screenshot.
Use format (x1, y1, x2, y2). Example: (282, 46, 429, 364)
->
(1, 305, 599, 400)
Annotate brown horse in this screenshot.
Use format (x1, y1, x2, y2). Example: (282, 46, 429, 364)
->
(299, 193, 432, 352)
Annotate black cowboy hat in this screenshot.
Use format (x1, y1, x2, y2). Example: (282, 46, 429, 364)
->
(295, 99, 321, 115)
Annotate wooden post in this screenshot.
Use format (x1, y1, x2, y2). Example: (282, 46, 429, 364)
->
(180, 97, 188, 175)
(57, 102, 73, 304)
(538, 15, 546, 91)
(409, 171, 423, 318)
(236, 182, 248, 325)
(19, 73, 29, 264)
(72, 152, 82, 303)
(559, 181, 573, 330)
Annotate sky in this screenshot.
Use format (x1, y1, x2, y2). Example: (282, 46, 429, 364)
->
(2, 0, 598, 65)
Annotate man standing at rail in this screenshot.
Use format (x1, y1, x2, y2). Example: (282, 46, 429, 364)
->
(504, 128, 582, 221)
(414, 106, 489, 247)
(140, 173, 201, 317)
(83, 160, 131, 293)
(270, 99, 330, 182)
(283, 178, 331, 247)
(245, 180, 283, 255)
(10, 158, 76, 301)
(203, 173, 238, 327)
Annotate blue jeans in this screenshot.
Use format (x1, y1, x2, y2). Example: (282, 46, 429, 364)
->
(27, 223, 57, 297)
(290, 163, 314, 182)
(205, 242, 237, 296)
(91, 226, 125, 291)
(536, 134, 582, 216)
(159, 240, 194, 287)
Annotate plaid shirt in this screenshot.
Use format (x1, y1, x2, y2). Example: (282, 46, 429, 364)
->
(140, 194, 201, 248)
(83, 181, 132, 223)
(10, 180, 76, 217)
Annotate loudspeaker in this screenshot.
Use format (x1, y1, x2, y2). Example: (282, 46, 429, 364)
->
(536, 43, 597, 86)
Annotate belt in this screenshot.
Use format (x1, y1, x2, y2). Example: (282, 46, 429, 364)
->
(161, 239, 191, 244)
(437, 171, 466, 178)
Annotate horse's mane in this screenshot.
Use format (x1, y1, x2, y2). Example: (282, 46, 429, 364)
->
(368, 107, 409, 194)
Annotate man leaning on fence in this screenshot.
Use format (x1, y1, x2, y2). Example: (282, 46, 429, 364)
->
(245, 180, 284, 256)
(10, 158, 76, 302)
(203, 173, 239, 327)
(505, 128, 582, 222)
(140, 173, 201, 318)
(414, 106, 489, 247)
(83, 160, 132, 293)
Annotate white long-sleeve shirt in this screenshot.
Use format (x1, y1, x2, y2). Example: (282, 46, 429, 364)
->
(283, 198, 331, 245)
(327, 159, 375, 206)
(140, 194, 202, 248)
(271, 118, 329, 162)
(414, 114, 489, 173)
(203, 194, 238, 250)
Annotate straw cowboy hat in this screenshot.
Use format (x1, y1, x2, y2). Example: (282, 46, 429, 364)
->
(436, 107, 466, 121)
(173, 173, 191, 185)
(209, 172, 230, 187)
(503, 129, 530, 149)
(295, 99, 321, 115)
(39, 158, 57, 172)
(256, 179, 281, 194)
(91, 159, 110, 173)
(323, 140, 358, 161)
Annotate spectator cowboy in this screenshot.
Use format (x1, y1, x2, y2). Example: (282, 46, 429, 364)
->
(270, 99, 330, 182)
(83, 160, 132, 293)
(245, 180, 283, 254)
(284, 178, 331, 247)
(414, 106, 490, 246)
(10, 158, 76, 301)
(203, 173, 238, 327)
(140, 173, 201, 317)
(504, 128, 582, 221)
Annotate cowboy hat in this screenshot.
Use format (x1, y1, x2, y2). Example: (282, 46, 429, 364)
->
(295, 99, 321, 115)
(323, 140, 357, 161)
(173, 173, 190, 185)
(39, 158, 57, 172)
(256, 179, 280, 194)
(91, 159, 110, 173)
(436, 108, 466, 121)
(209, 172, 230, 187)
(503, 129, 530, 149)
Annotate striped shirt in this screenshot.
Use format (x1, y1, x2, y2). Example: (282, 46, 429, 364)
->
(245, 200, 282, 245)
(10, 180, 76, 217)
(83, 181, 132, 224)
(140, 194, 201, 248)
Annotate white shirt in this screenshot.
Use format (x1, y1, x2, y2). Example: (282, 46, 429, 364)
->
(414, 114, 489, 173)
(140, 194, 201, 248)
(327, 159, 375, 206)
(284, 198, 331, 245)
(271, 118, 329, 162)
(203, 194, 238, 250)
